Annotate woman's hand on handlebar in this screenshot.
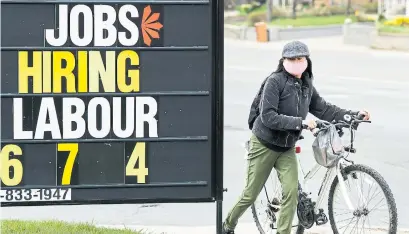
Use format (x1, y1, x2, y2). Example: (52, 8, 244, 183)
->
(357, 110, 371, 121)
(302, 119, 317, 130)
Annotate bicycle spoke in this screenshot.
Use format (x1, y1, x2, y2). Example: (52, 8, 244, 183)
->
(331, 169, 392, 234)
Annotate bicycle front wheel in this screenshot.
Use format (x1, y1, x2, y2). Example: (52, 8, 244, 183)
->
(328, 164, 398, 234)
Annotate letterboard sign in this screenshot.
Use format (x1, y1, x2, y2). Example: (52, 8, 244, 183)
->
(0, 0, 224, 207)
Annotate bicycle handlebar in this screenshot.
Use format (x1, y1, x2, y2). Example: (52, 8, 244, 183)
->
(302, 113, 371, 131)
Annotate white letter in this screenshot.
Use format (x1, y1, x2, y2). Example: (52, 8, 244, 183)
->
(70, 5, 93, 46)
(88, 97, 111, 138)
(35, 98, 61, 139)
(45, 4, 68, 46)
(62, 98, 86, 139)
(118, 5, 139, 46)
(113, 97, 135, 138)
(94, 5, 117, 46)
(13, 98, 33, 139)
(135, 97, 158, 137)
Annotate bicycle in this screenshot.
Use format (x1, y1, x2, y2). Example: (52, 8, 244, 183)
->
(246, 113, 398, 234)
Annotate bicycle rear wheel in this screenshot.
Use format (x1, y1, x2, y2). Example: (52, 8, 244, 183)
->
(328, 164, 398, 234)
(251, 168, 305, 234)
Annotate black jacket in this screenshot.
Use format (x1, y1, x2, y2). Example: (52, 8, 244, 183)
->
(248, 70, 358, 148)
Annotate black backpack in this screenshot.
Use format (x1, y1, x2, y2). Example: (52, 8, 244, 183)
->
(248, 74, 286, 130)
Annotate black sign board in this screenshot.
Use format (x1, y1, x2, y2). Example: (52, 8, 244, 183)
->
(0, 0, 224, 218)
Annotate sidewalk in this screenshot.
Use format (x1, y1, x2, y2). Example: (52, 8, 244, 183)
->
(98, 222, 409, 234)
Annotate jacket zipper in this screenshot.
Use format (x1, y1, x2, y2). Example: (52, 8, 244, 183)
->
(286, 83, 301, 147)
(296, 84, 300, 117)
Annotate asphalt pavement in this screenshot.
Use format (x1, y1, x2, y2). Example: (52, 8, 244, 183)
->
(2, 36, 409, 234)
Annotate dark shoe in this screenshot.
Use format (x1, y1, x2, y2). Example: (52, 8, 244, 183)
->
(222, 222, 235, 234)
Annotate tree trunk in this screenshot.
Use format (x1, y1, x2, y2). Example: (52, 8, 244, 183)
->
(292, 0, 297, 19)
(346, 0, 351, 15)
(266, 0, 274, 22)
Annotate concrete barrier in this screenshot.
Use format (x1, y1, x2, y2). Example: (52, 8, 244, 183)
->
(224, 24, 246, 40)
(370, 32, 409, 51)
(343, 23, 376, 46)
(275, 25, 343, 40)
(342, 23, 409, 51)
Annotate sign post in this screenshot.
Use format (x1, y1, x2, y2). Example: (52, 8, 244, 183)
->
(0, 0, 224, 232)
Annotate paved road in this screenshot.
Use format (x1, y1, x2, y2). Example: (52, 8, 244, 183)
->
(2, 37, 409, 234)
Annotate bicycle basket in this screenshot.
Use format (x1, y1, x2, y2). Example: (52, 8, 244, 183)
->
(312, 124, 344, 168)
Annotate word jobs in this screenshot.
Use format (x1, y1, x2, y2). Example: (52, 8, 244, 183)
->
(45, 4, 141, 47)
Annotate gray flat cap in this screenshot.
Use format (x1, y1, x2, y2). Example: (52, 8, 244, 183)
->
(282, 41, 310, 58)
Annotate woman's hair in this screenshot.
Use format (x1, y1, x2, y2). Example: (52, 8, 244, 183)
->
(273, 57, 313, 79)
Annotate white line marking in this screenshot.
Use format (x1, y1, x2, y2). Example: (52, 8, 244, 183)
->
(336, 75, 409, 86)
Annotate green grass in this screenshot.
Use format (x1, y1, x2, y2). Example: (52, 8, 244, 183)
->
(236, 4, 266, 15)
(0, 220, 146, 234)
(378, 25, 409, 35)
(269, 15, 357, 27)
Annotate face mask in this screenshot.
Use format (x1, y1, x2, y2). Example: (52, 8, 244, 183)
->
(283, 59, 308, 77)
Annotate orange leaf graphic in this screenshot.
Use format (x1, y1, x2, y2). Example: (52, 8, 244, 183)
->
(142, 29, 152, 46)
(144, 28, 160, 39)
(146, 13, 160, 24)
(141, 5, 163, 46)
(142, 6, 152, 24)
(146, 22, 163, 31)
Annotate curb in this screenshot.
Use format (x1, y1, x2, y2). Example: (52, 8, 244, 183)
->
(224, 24, 343, 41)
(97, 223, 409, 234)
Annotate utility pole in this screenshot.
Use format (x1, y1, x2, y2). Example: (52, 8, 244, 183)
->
(266, 0, 273, 22)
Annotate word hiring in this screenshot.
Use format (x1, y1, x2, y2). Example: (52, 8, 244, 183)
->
(46, 4, 142, 47)
(13, 97, 158, 140)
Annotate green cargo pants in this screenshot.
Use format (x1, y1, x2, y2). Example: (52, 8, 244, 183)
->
(224, 134, 299, 234)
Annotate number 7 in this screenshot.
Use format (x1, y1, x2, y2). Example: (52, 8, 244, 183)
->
(57, 143, 78, 185)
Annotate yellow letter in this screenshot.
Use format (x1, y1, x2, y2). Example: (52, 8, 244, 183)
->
(0, 144, 23, 186)
(53, 51, 76, 93)
(58, 143, 79, 185)
(42, 51, 52, 93)
(117, 50, 140, 93)
(18, 51, 42, 93)
(126, 142, 148, 183)
(77, 51, 88, 92)
(89, 51, 115, 92)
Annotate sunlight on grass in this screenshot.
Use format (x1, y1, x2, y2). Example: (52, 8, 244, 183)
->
(0, 220, 148, 234)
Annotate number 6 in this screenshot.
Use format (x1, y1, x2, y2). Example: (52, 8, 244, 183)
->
(0, 144, 23, 186)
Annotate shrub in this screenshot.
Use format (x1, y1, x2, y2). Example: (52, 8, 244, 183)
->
(360, 2, 378, 14)
(247, 11, 267, 25)
(272, 7, 291, 18)
(356, 14, 377, 22)
(299, 6, 331, 17)
(383, 16, 409, 26)
(237, 2, 263, 15)
(328, 5, 347, 15)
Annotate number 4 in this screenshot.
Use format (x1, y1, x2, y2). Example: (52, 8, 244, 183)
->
(126, 142, 148, 183)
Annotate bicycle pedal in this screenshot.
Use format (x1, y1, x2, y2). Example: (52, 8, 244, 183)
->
(315, 209, 328, 226)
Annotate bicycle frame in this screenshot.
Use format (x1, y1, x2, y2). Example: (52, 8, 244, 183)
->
(297, 150, 357, 214)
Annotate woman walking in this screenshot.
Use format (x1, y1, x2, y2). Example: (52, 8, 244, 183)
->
(222, 41, 370, 234)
